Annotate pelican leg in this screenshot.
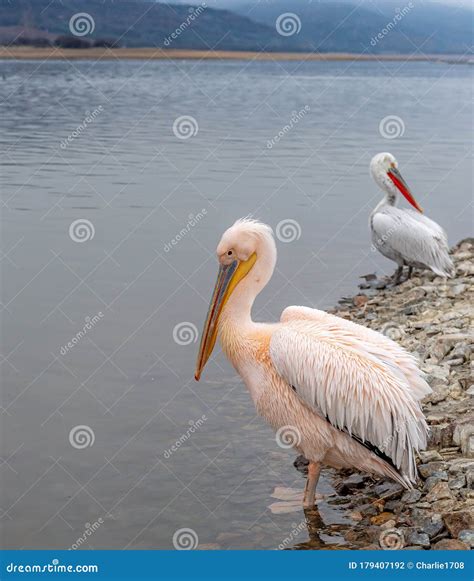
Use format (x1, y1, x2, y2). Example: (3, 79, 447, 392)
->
(406, 266, 413, 280)
(303, 461, 322, 507)
(391, 266, 404, 285)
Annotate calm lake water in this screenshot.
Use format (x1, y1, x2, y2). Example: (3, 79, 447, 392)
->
(1, 59, 472, 550)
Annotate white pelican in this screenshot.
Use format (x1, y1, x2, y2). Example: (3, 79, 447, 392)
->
(195, 218, 431, 507)
(370, 152, 454, 284)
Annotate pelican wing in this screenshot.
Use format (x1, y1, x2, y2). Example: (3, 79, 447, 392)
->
(281, 305, 431, 400)
(270, 318, 429, 483)
(372, 207, 454, 277)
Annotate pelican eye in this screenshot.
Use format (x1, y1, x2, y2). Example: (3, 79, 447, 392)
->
(227, 250, 233, 256)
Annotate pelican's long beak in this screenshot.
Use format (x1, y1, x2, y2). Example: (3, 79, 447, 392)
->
(387, 167, 423, 213)
(194, 253, 257, 381)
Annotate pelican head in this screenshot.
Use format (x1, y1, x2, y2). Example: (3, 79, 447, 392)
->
(370, 152, 423, 213)
(194, 218, 276, 381)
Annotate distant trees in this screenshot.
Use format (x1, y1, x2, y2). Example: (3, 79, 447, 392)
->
(9, 36, 53, 47)
(54, 35, 90, 48)
(6, 35, 121, 48)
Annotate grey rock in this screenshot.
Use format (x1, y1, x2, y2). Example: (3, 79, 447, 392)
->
(448, 284, 467, 297)
(335, 473, 369, 495)
(448, 474, 466, 490)
(424, 482, 454, 503)
(418, 462, 448, 479)
(421, 516, 445, 539)
(448, 458, 474, 474)
(384, 500, 401, 512)
(447, 358, 464, 367)
(423, 472, 448, 492)
(407, 531, 430, 548)
(453, 422, 474, 459)
(458, 529, 474, 548)
(419, 450, 443, 463)
(425, 382, 450, 404)
(466, 469, 474, 489)
(401, 489, 422, 504)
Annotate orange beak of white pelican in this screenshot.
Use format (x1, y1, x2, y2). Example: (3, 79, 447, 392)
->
(194, 253, 257, 381)
(387, 166, 423, 213)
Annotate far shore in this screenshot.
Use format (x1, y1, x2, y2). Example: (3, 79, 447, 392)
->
(0, 46, 471, 63)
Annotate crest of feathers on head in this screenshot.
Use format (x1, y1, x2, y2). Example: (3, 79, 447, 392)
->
(231, 217, 274, 242)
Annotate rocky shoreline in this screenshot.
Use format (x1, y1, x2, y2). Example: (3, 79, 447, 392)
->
(297, 238, 473, 551)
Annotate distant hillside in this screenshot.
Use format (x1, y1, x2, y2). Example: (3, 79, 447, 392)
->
(0, 0, 288, 51)
(233, 0, 473, 54)
(1, 0, 472, 54)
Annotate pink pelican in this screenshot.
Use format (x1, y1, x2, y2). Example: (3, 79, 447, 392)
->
(370, 152, 454, 284)
(195, 218, 431, 507)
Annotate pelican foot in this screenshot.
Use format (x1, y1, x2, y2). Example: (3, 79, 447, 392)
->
(390, 266, 404, 285)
